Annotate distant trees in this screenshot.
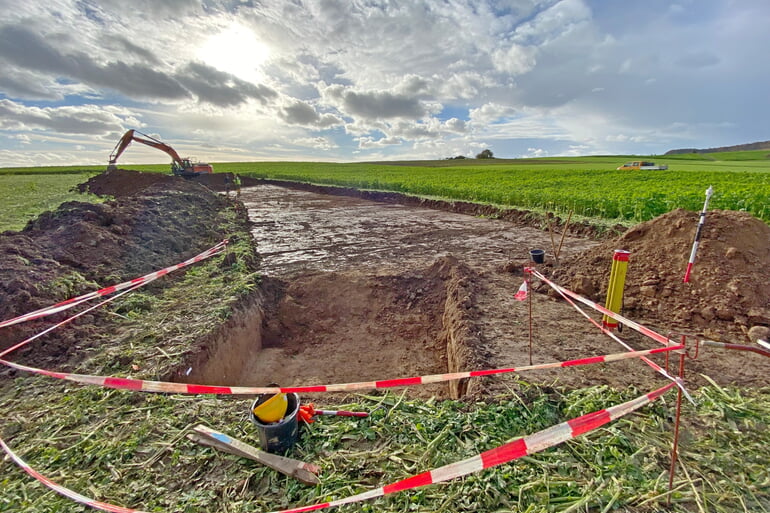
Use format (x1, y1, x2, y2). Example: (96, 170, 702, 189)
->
(476, 149, 494, 159)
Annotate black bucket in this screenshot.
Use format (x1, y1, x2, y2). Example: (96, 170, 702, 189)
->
(249, 392, 300, 453)
(529, 249, 545, 264)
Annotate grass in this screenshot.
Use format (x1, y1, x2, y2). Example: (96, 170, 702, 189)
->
(1, 208, 768, 511)
(0, 174, 105, 232)
(2, 375, 769, 512)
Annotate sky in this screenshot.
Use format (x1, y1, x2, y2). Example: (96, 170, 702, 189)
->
(0, 0, 767, 167)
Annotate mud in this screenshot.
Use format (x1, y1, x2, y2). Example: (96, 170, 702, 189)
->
(0, 170, 252, 368)
(198, 183, 770, 397)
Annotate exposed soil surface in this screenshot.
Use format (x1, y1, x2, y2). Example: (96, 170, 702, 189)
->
(551, 209, 770, 342)
(1, 170, 768, 401)
(0, 170, 247, 367)
(222, 183, 770, 397)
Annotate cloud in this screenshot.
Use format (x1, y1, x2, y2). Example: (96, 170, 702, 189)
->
(0, 25, 278, 107)
(444, 118, 468, 133)
(0, 24, 190, 101)
(177, 62, 278, 107)
(103, 35, 163, 65)
(278, 99, 344, 129)
(0, 68, 71, 100)
(294, 136, 339, 151)
(0, 99, 130, 134)
(358, 135, 402, 149)
(676, 51, 720, 69)
(0, 1, 769, 164)
(469, 103, 519, 125)
(491, 44, 537, 75)
(323, 84, 427, 120)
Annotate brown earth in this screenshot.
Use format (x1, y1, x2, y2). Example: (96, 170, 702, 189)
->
(551, 208, 770, 341)
(0, 170, 249, 368)
(1, 170, 769, 400)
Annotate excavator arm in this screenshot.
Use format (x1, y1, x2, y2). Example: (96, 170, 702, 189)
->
(108, 129, 185, 169)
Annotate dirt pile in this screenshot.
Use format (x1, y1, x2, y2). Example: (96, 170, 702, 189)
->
(551, 208, 770, 341)
(0, 170, 244, 356)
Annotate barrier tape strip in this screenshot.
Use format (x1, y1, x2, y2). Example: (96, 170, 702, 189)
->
(270, 382, 676, 513)
(0, 382, 674, 513)
(529, 269, 673, 347)
(528, 269, 693, 404)
(0, 437, 146, 513)
(0, 344, 682, 395)
(0, 282, 149, 359)
(0, 240, 228, 330)
(531, 271, 673, 376)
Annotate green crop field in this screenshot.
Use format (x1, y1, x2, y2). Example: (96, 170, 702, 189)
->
(0, 173, 104, 232)
(219, 151, 770, 224)
(1, 150, 768, 232)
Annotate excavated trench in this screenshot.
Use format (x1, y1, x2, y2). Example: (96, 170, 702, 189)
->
(183, 257, 479, 399)
(175, 182, 770, 397)
(181, 183, 562, 399)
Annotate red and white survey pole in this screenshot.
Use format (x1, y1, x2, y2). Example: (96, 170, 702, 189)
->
(683, 185, 713, 283)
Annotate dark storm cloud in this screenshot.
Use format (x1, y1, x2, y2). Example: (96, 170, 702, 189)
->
(106, 36, 163, 65)
(0, 70, 61, 100)
(0, 25, 279, 107)
(278, 100, 343, 128)
(0, 25, 190, 100)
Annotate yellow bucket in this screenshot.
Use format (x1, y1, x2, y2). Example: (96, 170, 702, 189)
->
(252, 392, 288, 423)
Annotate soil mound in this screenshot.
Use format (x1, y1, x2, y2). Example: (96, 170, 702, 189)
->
(0, 171, 243, 357)
(551, 208, 770, 341)
(77, 169, 178, 197)
(77, 168, 262, 197)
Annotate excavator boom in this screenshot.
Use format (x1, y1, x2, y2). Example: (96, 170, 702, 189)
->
(107, 129, 212, 176)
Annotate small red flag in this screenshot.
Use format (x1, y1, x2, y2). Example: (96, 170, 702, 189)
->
(514, 281, 528, 301)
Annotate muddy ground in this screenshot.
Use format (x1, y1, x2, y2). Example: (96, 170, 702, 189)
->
(221, 183, 770, 398)
(1, 170, 769, 402)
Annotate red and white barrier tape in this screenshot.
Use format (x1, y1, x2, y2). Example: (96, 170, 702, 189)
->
(0, 382, 674, 513)
(528, 269, 693, 403)
(270, 382, 676, 513)
(0, 437, 147, 513)
(0, 282, 148, 359)
(529, 269, 673, 347)
(0, 344, 682, 395)
(0, 240, 228, 331)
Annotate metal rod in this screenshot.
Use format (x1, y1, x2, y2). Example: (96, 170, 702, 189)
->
(527, 272, 533, 366)
(667, 336, 687, 503)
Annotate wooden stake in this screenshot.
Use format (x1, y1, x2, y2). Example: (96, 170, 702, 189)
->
(556, 211, 573, 260)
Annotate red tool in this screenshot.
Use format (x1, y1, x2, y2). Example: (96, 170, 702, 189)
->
(298, 403, 368, 424)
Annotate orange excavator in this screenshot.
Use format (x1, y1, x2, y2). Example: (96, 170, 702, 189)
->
(107, 129, 213, 177)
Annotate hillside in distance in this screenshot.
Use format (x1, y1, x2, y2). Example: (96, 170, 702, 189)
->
(666, 140, 770, 155)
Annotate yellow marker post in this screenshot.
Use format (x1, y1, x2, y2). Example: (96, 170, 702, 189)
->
(602, 250, 630, 330)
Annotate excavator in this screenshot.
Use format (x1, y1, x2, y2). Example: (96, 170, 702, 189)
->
(107, 129, 213, 177)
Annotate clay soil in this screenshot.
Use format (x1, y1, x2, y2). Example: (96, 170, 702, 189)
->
(1, 171, 769, 401)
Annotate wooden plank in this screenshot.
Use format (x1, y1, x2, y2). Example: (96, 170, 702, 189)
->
(188, 424, 320, 485)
